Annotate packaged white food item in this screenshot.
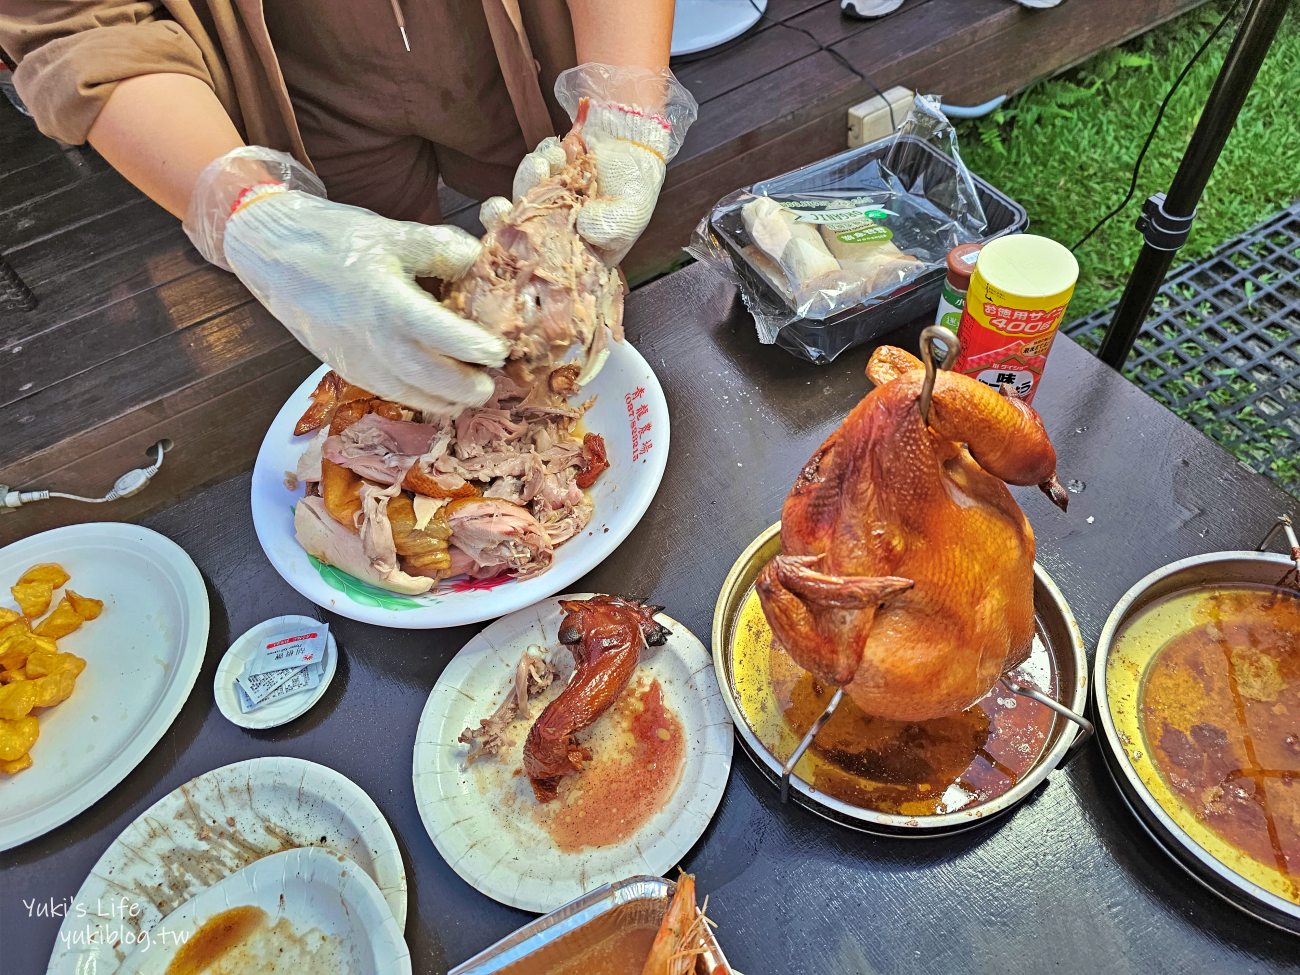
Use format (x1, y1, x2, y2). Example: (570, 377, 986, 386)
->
(689, 94, 998, 361)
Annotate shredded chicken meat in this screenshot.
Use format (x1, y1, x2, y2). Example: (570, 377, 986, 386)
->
(459, 645, 559, 765)
(291, 365, 608, 593)
(442, 97, 624, 386)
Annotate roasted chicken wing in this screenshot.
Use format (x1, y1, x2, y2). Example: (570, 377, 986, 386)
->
(757, 346, 1067, 721)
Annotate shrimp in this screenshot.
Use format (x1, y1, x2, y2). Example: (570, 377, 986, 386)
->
(641, 873, 713, 975)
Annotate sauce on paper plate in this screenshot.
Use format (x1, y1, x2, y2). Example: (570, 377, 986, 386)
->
(477, 676, 687, 852)
(164, 905, 343, 974)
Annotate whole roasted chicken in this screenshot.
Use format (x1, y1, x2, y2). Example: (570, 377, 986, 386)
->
(757, 345, 1068, 722)
(524, 595, 669, 801)
(443, 98, 625, 385)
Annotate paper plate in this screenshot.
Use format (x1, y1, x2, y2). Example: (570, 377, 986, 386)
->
(250, 343, 670, 629)
(672, 0, 766, 57)
(0, 523, 209, 852)
(47, 757, 407, 974)
(114, 847, 410, 975)
(412, 594, 733, 913)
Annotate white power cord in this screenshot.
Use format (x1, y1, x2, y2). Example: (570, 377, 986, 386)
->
(1, 440, 171, 511)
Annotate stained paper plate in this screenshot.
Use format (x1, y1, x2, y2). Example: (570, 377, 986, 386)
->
(250, 342, 670, 629)
(47, 757, 407, 974)
(114, 847, 410, 975)
(0, 523, 209, 852)
(412, 593, 733, 913)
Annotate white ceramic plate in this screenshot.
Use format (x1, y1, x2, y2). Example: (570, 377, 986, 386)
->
(672, 0, 766, 57)
(47, 756, 407, 974)
(250, 343, 670, 629)
(114, 847, 410, 975)
(0, 523, 209, 852)
(412, 594, 733, 913)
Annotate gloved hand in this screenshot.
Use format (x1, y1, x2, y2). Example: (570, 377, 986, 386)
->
(183, 146, 507, 416)
(496, 64, 698, 264)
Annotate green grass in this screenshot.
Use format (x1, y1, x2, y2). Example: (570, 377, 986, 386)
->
(957, 1, 1300, 498)
(958, 0, 1300, 318)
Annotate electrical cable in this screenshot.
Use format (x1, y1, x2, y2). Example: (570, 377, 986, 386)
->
(741, 0, 898, 129)
(1, 440, 171, 510)
(1071, 0, 1245, 251)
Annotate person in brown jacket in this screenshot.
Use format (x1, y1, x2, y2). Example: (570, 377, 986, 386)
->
(0, 1, 696, 413)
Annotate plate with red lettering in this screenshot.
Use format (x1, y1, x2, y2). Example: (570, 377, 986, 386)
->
(250, 340, 669, 629)
(411, 595, 733, 913)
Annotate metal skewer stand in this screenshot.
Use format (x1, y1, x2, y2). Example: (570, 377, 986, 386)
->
(776, 326, 1095, 802)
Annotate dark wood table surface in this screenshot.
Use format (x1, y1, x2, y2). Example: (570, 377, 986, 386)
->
(1, 0, 1206, 543)
(3, 264, 1297, 974)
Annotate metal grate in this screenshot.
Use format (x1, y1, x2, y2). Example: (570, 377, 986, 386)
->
(1067, 201, 1300, 497)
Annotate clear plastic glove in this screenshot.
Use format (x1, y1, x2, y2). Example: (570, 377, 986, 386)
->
(498, 64, 698, 264)
(184, 146, 507, 416)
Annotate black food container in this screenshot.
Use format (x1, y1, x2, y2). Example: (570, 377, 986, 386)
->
(712, 134, 1028, 364)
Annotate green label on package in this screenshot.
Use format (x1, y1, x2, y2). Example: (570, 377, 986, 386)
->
(836, 225, 893, 244)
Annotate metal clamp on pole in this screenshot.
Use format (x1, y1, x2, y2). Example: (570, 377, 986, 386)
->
(1135, 193, 1197, 253)
(1098, 0, 1289, 371)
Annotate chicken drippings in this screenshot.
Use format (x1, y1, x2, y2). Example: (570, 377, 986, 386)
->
(733, 583, 1055, 816)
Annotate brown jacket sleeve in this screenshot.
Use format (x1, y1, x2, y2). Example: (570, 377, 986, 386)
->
(0, 1, 213, 145)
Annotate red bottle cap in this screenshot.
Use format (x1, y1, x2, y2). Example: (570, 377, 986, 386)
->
(945, 243, 984, 290)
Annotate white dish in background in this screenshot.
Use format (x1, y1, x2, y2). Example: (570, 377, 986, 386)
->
(214, 615, 338, 729)
(412, 594, 733, 914)
(114, 847, 410, 975)
(672, 0, 766, 56)
(250, 343, 670, 630)
(0, 523, 209, 852)
(47, 757, 407, 975)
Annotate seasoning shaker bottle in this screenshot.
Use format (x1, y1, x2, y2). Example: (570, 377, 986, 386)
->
(934, 242, 984, 332)
(953, 234, 1078, 405)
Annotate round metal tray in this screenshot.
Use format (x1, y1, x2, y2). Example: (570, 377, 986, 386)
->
(712, 522, 1090, 837)
(1093, 523, 1300, 936)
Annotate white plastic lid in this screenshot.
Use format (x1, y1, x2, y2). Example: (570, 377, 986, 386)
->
(214, 615, 338, 730)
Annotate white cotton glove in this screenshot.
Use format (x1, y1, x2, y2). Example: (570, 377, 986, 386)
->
(184, 146, 508, 416)
(492, 64, 698, 264)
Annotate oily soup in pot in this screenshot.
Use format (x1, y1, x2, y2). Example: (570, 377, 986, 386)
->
(1108, 584, 1300, 904)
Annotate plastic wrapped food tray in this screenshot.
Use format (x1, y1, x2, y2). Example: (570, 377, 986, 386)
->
(706, 134, 1028, 364)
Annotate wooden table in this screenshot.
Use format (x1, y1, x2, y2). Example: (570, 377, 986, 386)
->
(0, 0, 1207, 541)
(4, 264, 1297, 974)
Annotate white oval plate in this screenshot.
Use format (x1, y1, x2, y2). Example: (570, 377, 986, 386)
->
(0, 523, 209, 852)
(114, 847, 410, 975)
(251, 343, 670, 629)
(47, 756, 407, 974)
(412, 594, 733, 913)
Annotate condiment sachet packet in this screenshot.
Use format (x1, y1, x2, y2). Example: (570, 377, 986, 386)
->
(235, 624, 329, 709)
(235, 660, 325, 714)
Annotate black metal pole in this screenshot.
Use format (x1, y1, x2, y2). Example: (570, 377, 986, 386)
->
(1098, 0, 1291, 370)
